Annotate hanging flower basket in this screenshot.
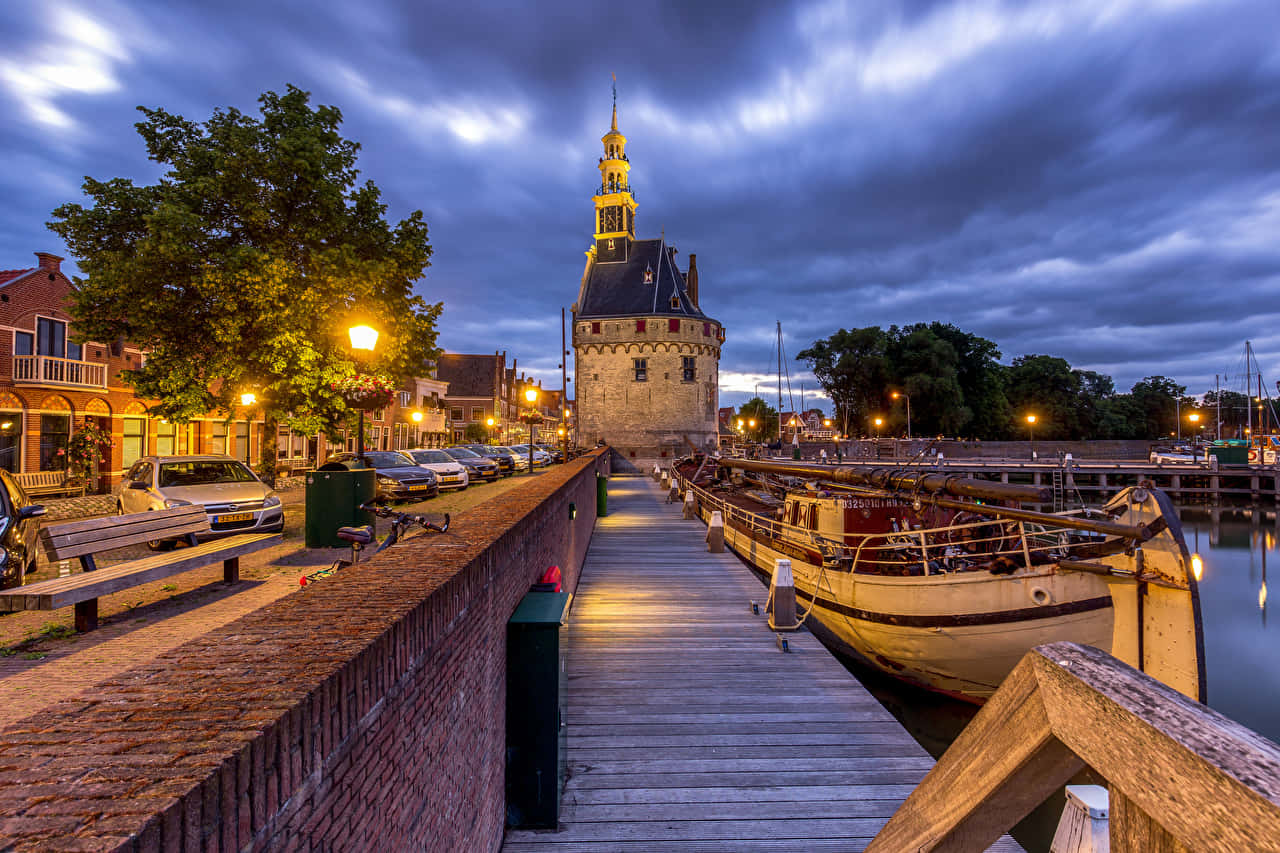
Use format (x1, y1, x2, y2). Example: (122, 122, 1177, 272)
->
(331, 373, 396, 411)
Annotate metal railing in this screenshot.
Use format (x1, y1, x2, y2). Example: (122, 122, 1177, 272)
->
(12, 355, 107, 388)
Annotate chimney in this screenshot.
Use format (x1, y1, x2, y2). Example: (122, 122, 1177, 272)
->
(686, 253, 699, 309)
(34, 252, 63, 273)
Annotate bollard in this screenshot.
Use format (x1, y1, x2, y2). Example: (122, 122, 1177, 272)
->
(706, 511, 725, 553)
(767, 558, 799, 631)
(668, 481, 680, 503)
(1050, 785, 1108, 853)
(653, 463, 662, 481)
(683, 489, 697, 519)
(660, 470, 669, 489)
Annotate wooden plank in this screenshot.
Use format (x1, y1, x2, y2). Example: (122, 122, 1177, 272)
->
(41, 505, 211, 559)
(0, 533, 279, 611)
(507, 476, 1022, 853)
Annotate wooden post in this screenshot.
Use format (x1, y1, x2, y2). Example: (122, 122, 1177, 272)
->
(653, 464, 662, 481)
(683, 489, 697, 519)
(224, 556, 240, 584)
(706, 511, 725, 553)
(74, 599, 97, 633)
(767, 558, 799, 631)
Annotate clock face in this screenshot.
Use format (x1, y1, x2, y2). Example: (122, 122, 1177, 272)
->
(604, 206, 619, 232)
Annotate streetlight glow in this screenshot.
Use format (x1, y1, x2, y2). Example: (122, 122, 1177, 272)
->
(240, 392, 256, 406)
(348, 325, 378, 351)
(411, 411, 423, 423)
(525, 387, 539, 403)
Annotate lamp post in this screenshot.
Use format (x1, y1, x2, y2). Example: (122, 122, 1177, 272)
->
(891, 391, 911, 440)
(873, 417, 883, 439)
(486, 417, 495, 444)
(1026, 414, 1037, 456)
(524, 387, 539, 475)
(411, 410, 423, 447)
(239, 392, 256, 466)
(348, 325, 379, 467)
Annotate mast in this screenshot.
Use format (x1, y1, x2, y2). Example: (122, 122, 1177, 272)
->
(1216, 374, 1221, 441)
(561, 306, 568, 455)
(1248, 341, 1254, 439)
(777, 321, 783, 443)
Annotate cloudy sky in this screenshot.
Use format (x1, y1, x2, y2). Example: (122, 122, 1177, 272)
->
(2, 0, 1279, 413)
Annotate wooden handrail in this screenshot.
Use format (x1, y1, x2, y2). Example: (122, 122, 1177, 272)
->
(866, 642, 1280, 852)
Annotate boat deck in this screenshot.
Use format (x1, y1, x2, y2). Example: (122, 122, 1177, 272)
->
(502, 475, 1022, 852)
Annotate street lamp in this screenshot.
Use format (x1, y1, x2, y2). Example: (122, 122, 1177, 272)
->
(239, 392, 256, 466)
(891, 391, 911, 440)
(524, 387, 539, 475)
(1026, 414, 1037, 456)
(486, 417, 495, 444)
(348, 324, 379, 467)
(873, 416, 883, 439)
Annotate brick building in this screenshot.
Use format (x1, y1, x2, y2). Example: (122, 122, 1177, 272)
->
(0, 251, 452, 488)
(436, 352, 515, 444)
(571, 99, 723, 464)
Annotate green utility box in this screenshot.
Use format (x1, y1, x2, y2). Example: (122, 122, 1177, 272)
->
(506, 591, 572, 828)
(303, 468, 376, 547)
(1208, 445, 1249, 466)
(595, 473, 608, 517)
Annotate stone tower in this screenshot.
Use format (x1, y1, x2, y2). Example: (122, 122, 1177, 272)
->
(571, 90, 724, 465)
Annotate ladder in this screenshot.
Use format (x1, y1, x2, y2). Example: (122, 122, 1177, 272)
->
(1052, 466, 1065, 513)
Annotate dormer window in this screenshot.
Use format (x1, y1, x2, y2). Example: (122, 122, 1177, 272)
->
(643, 266, 654, 284)
(670, 297, 680, 310)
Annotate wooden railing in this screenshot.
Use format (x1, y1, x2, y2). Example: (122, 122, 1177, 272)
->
(11, 355, 107, 388)
(866, 642, 1280, 852)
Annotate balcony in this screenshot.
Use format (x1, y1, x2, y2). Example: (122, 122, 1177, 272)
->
(12, 355, 107, 389)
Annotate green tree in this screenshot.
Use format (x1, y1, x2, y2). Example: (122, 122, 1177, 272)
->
(48, 86, 442, 482)
(463, 422, 489, 444)
(885, 325, 968, 436)
(1004, 355, 1087, 440)
(737, 397, 778, 443)
(797, 327, 890, 436)
(1129, 376, 1186, 439)
(925, 322, 1008, 439)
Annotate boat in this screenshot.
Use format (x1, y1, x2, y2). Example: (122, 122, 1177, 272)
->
(673, 453, 1205, 703)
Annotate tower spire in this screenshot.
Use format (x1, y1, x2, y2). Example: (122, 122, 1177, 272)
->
(611, 72, 617, 131)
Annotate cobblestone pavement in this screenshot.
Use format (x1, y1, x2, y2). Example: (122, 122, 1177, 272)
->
(0, 469, 548, 724)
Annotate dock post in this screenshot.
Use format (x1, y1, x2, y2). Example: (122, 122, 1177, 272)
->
(767, 558, 799, 632)
(683, 489, 697, 519)
(707, 511, 725, 553)
(1050, 785, 1109, 853)
(653, 464, 662, 481)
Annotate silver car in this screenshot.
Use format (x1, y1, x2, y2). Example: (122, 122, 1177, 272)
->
(116, 455, 285, 540)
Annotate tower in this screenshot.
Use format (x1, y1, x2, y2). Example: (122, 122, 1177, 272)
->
(571, 85, 724, 468)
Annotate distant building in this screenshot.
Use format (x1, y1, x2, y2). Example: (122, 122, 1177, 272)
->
(571, 97, 724, 463)
(437, 352, 515, 444)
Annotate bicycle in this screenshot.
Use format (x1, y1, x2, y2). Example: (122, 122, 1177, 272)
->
(301, 501, 451, 585)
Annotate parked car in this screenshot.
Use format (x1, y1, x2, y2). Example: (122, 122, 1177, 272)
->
(0, 470, 45, 587)
(536, 444, 565, 463)
(442, 446, 501, 482)
(115, 455, 285, 541)
(404, 448, 469, 490)
(490, 445, 529, 472)
(463, 444, 515, 476)
(509, 444, 552, 467)
(324, 452, 439, 502)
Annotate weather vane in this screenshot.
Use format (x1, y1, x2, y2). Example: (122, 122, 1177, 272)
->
(612, 72, 616, 109)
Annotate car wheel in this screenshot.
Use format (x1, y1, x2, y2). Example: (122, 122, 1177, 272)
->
(147, 538, 177, 552)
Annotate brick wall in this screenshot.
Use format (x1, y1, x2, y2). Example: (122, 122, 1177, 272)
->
(0, 448, 611, 852)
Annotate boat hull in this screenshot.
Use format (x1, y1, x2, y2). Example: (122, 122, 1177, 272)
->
(715, 507, 1113, 700)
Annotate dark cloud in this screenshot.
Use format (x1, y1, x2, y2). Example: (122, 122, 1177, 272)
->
(3, 0, 1279, 411)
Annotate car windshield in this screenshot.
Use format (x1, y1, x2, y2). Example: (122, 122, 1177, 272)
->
(444, 447, 480, 459)
(363, 452, 418, 468)
(158, 460, 256, 487)
(491, 446, 515, 454)
(409, 449, 453, 464)
(510, 445, 530, 453)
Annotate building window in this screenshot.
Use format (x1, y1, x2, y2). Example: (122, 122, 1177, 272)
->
(156, 420, 177, 456)
(36, 318, 67, 358)
(636, 320, 646, 333)
(39, 415, 70, 471)
(703, 322, 711, 336)
(210, 421, 228, 456)
(234, 423, 248, 462)
(669, 317, 679, 332)
(450, 407, 464, 422)
(13, 331, 32, 356)
(122, 417, 147, 468)
(591, 322, 600, 334)
(398, 391, 411, 407)
(0, 415, 21, 473)
(683, 357, 696, 382)
(633, 359, 647, 382)
(670, 300, 679, 312)
(471, 407, 484, 422)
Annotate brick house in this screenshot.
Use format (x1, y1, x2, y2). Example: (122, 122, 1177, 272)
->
(0, 251, 453, 488)
(437, 352, 513, 444)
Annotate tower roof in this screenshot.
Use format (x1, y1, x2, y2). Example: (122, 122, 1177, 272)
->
(578, 239, 712, 320)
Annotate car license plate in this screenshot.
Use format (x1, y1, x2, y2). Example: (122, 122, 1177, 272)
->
(409, 484, 431, 491)
(215, 512, 253, 523)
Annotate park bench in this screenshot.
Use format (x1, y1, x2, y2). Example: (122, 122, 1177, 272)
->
(14, 470, 85, 498)
(0, 505, 281, 632)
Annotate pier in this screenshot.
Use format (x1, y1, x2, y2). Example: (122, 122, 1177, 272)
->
(504, 476, 1021, 852)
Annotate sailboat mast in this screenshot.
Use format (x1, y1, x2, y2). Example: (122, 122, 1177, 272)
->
(1216, 374, 1221, 441)
(1248, 341, 1254, 439)
(777, 321, 783, 443)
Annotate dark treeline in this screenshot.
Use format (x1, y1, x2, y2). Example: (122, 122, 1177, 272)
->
(796, 323, 1242, 441)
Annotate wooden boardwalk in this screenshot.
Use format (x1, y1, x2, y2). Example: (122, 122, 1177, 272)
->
(503, 476, 1021, 852)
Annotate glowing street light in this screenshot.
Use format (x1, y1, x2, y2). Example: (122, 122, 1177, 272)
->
(873, 416, 883, 439)
(524, 387, 539, 475)
(239, 392, 257, 465)
(891, 391, 911, 440)
(1026, 414, 1037, 456)
(347, 324, 378, 467)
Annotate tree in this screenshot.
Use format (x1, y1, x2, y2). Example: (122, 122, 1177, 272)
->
(736, 397, 778, 443)
(1129, 376, 1186, 439)
(885, 325, 968, 436)
(49, 86, 442, 481)
(797, 327, 890, 436)
(463, 423, 489, 444)
(1004, 355, 1087, 440)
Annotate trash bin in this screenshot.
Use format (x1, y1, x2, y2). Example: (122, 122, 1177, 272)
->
(595, 473, 608, 517)
(792, 447, 801, 460)
(304, 468, 376, 548)
(506, 591, 572, 828)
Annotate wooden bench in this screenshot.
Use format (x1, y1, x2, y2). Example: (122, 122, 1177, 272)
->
(0, 505, 282, 632)
(14, 470, 84, 498)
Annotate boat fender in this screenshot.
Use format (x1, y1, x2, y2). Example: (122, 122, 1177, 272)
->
(1030, 585, 1053, 606)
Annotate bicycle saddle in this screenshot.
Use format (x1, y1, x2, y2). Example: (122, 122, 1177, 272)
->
(337, 525, 375, 544)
